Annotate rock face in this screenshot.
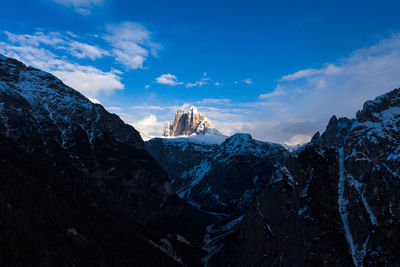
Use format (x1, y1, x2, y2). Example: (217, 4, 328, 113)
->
(236, 88, 400, 266)
(0, 54, 213, 266)
(146, 133, 288, 265)
(163, 106, 215, 136)
(146, 133, 287, 214)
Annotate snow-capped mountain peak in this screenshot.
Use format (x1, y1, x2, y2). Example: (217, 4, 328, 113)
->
(162, 105, 218, 137)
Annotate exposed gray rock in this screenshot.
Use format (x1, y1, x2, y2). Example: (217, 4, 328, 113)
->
(163, 106, 215, 136)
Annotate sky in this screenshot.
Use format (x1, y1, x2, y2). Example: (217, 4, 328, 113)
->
(1, 0, 400, 144)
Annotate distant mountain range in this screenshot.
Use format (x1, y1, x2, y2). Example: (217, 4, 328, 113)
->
(0, 54, 399, 266)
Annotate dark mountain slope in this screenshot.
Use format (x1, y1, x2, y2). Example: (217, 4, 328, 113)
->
(146, 133, 287, 215)
(0, 132, 180, 266)
(236, 88, 400, 266)
(0, 54, 213, 266)
(146, 133, 287, 265)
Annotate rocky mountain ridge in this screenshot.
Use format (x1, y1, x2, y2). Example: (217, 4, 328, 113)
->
(146, 133, 287, 214)
(0, 54, 213, 266)
(146, 132, 288, 265)
(163, 106, 216, 137)
(235, 88, 400, 266)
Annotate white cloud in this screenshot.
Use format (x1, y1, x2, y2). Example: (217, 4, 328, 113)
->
(145, 85, 151, 89)
(155, 74, 183, 86)
(196, 98, 231, 105)
(4, 31, 63, 47)
(52, 66, 123, 96)
(280, 68, 321, 81)
(53, 0, 103, 15)
(130, 114, 165, 136)
(4, 31, 108, 60)
(185, 80, 208, 88)
(104, 22, 160, 70)
(215, 121, 256, 136)
(106, 106, 122, 112)
(0, 31, 123, 97)
(258, 85, 286, 99)
(109, 109, 168, 136)
(280, 64, 340, 81)
(130, 105, 166, 110)
(68, 40, 109, 59)
(185, 74, 224, 88)
(243, 78, 253, 84)
(285, 134, 312, 146)
(274, 34, 400, 119)
(248, 34, 400, 144)
(216, 119, 315, 145)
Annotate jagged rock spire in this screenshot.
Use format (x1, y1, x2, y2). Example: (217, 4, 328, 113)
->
(163, 106, 215, 136)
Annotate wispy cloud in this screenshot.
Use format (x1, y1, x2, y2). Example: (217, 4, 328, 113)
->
(280, 64, 340, 81)
(130, 105, 167, 110)
(4, 31, 108, 60)
(68, 40, 109, 59)
(53, 0, 103, 15)
(243, 78, 253, 84)
(104, 22, 160, 70)
(0, 22, 159, 97)
(155, 74, 183, 86)
(105, 106, 123, 112)
(185, 80, 208, 88)
(258, 85, 286, 99)
(274, 34, 400, 118)
(185, 73, 223, 88)
(196, 98, 231, 105)
(250, 34, 400, 144)
(0, 30, 123, 97)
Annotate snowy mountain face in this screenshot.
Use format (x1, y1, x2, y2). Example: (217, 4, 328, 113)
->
(0, 56, 146, 149)
(235, 88, 400, 266)
(163, 106, 217, 137)
(158, 128, 227, 146)
(146, 133, 287, 214)
(0, 55, 213, 266)
(146, 132, 287, 264)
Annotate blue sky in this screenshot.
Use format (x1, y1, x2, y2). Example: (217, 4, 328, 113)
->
(1, 0, 400, 144)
